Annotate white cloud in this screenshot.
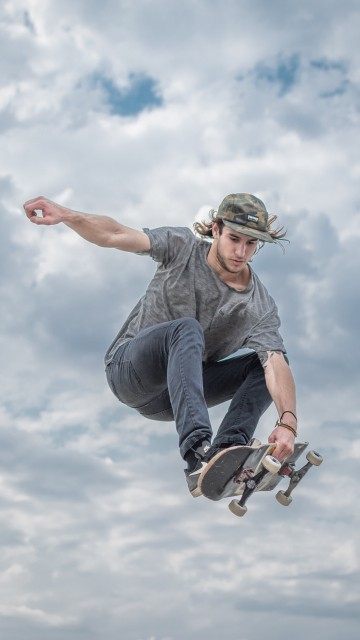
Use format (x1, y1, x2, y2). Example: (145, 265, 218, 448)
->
(1, 0, 359, 638)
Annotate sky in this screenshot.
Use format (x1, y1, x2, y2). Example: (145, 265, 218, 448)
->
(1, 0, 360, 638)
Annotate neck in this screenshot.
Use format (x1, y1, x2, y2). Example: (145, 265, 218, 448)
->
(207, 247, 251, 291)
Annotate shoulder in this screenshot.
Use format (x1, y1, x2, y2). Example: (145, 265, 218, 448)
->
(250, 269, 277, 305)
(144, 226, 198, 264)
(246, 270, 281, 328)
(145, 226, 194, 240)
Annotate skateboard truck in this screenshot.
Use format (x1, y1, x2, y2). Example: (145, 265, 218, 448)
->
(229, 454, 281, 517)
(275, 450, 323, 506)
(229, 450, 323, 517)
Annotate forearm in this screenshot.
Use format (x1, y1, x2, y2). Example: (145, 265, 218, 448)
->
(23, 196, 150, 252)
(260, 351, 297, 460)
(62, 209, 128, 248)
(264, 356, 297, 426)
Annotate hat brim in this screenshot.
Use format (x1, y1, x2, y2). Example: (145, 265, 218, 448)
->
(222, 220, 274, 243)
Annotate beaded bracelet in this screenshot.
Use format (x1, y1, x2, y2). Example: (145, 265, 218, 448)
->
(275, 420, 297, 437)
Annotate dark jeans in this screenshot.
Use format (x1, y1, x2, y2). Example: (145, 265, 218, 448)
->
(105, 318, 272, 459)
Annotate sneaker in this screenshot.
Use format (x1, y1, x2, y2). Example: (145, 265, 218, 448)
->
(248, 437, 262, 448)
(185, 438, 263, 497)
(184, 440, 211, 497)
(184, 441, 242, 497)
(185, 459, 209, 497)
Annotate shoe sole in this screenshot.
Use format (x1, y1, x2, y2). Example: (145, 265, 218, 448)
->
(187, 461, 208, 498)
(191, 485, 202, 498)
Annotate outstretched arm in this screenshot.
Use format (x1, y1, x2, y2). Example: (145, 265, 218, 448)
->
(258, 351, 297, 461)
(23, 196, 151, 253)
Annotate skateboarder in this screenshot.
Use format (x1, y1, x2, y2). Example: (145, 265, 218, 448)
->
(23, 193, 298, 496)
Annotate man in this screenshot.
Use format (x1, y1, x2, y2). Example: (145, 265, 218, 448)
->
(24, 193, 297, 497)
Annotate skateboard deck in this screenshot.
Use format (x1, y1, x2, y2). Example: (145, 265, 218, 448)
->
(198, 442, 277, 500)
(198, 441, 323, 517)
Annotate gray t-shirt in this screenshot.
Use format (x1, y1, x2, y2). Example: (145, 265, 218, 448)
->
(104, 226, 285, 365)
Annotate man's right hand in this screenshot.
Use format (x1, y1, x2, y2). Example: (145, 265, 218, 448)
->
(23, 195, 151, 253)
(23, 196, 68, 225)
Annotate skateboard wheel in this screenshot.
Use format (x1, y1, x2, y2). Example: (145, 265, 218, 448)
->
(306, 450, 323, 466)
(263, 455, 282, 474)
(229, 500, 248, 517)
(276, 490, 292, 506)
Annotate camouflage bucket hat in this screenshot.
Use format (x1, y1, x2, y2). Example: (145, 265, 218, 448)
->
(217, 193, 274, 243)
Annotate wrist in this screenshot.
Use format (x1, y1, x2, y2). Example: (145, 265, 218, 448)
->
(62, 207, 76, 220)
(63, 208, 86, 225)
(275, 419, 297, 437)
(280, 410, 297, 426)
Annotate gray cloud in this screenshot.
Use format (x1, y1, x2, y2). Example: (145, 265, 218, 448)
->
(1, 1, 360, 639)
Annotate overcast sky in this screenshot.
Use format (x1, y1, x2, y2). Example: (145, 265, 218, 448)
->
(1, 1, 360, 639)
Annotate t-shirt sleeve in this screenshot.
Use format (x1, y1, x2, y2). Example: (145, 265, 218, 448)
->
(245, 302, 286, 354)
(143, 226, 195, 265)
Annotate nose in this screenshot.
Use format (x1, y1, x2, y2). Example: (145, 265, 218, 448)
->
(235, 242, 246, 258)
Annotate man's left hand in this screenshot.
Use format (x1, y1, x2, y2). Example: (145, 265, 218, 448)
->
(268, 424, 295, 461)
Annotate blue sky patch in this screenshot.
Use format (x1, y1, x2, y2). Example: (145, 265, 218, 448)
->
(310, 58, 349, 99)
(255, 54, 300, 95)
(310, 58, 346, 73)
(94, 73, 163, 116)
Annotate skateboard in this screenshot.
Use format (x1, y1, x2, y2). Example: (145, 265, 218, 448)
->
(198, 441, 323, 517)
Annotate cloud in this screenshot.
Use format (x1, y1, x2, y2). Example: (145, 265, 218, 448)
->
(1, 0, 360, 638)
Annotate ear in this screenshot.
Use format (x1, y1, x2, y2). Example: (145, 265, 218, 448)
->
(212, 221, 220, 239)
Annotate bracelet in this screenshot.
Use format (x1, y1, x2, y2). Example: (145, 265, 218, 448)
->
(280, 411, 297, 423)
(275, 420, 297, 437)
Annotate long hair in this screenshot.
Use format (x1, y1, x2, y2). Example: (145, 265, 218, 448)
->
(193, 209, 288, 250)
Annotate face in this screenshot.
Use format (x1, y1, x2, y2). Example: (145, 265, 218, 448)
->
(212, 223, 258, 274)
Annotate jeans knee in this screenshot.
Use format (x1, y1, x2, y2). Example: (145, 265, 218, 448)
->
(172, 317, 202, 335)
(178, 317, 202, 330)
(171, 317, 204, 348)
